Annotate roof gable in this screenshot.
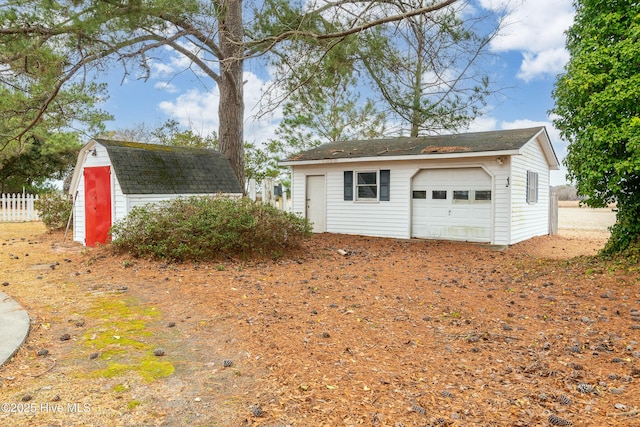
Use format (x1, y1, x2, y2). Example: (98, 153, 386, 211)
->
(94, 139, 242, 195)
(281, 127, 559, 168)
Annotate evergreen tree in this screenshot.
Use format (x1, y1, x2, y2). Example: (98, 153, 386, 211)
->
(0, 0, 462, 186)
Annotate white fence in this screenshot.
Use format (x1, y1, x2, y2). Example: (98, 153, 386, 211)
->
(247, 178, 291, 211)
(0, 194, 40, 222)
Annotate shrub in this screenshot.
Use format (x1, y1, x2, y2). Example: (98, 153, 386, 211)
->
(34, 192, 73, 231)
(110, 197, 313, 261)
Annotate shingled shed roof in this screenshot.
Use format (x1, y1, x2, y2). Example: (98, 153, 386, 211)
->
(95, 139, 242, 194)
(282, 127, 555, 163)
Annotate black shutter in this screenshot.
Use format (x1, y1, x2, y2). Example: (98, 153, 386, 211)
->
(344, 171, 353, 201)
(380, 169, 390, 201)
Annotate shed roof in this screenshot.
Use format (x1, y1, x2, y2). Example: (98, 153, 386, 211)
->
(94, 139, 242, 195)
(282, 127, 558, 168)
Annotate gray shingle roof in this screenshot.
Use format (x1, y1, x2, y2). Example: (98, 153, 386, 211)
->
(284, 127, 547, 162)
(95, 139, 242, 195)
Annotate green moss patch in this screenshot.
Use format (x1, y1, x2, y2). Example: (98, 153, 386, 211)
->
(82, 296, 174, 382)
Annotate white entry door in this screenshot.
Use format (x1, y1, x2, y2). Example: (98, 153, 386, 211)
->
(411, 168, 492, 242)
(306, 175, 326, 232)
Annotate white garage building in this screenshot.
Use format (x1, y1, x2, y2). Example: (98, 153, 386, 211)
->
(280, 127, 560, 246)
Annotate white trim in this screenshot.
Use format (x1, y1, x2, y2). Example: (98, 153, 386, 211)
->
(279, 149, 522, 166)
(530, 127, 561, 170)
(68, 140, 97, 197)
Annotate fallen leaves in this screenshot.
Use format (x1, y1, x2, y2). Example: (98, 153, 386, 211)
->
(1, 224, 639, 426)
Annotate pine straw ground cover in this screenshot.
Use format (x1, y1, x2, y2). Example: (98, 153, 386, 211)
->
(0, 222, 639, 427)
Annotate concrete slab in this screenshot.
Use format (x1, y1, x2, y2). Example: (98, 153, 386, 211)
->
(0, 292, 30, 368)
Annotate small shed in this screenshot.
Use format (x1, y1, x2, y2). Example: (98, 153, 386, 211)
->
(68, 139, 243, 246)
(280, 127, 560, 246)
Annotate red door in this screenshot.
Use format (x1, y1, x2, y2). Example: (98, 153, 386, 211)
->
(84, 166, 112, 247)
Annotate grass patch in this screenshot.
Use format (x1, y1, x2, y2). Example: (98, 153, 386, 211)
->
(128, 400, 143, 410)
(113, 383, 128, 393)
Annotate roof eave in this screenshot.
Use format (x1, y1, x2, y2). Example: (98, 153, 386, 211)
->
(528, 127, 561, 170)
(68, 139, 98, 196)
(279, 149, 522, 166)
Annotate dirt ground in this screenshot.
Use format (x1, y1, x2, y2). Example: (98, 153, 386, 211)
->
(1, 221, 639, 427)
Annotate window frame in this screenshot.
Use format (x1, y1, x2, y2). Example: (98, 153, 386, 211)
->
(344, 169, 391, 202)
(453, 190, 470, 201)
(356, 171, 378, 201)
(450, 190, 492, 204)
(432, 190, 447, 200)
(526, 170, 539, 204)
(474, 190, 492, 202)
(412, 190, 427, 199)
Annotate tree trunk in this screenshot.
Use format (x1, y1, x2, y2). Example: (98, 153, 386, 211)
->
(410, 20, 425, 138)
(218, 0, 245, 188)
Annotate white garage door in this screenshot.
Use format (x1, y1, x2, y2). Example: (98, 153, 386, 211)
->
(411, 168, 492, 242)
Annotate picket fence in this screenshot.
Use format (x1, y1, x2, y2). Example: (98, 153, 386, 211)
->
(0, 193, 40, 222)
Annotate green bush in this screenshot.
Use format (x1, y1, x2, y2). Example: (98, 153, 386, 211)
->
(34, 192, 73, 231)
(110, 197, 313, 261)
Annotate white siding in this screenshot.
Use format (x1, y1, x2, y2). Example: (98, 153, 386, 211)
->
(289, 165, 307, 220)
(112, 174, 127, 223)
(291, 162, 410, 238)
(509, 137, 551, 244)
(290, 157, 512, 243)
(492, 157, 511, 245)
(125, 193, 238, 211)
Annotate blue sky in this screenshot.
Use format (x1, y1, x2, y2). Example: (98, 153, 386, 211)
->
(99, 0, 575, 186)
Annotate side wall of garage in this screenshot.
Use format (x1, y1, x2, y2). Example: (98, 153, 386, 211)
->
(509, 138, 551, 244)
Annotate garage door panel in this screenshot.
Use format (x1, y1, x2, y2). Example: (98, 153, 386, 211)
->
(412, 168, 492, 242)
(428, 226, 446, 238)
(449, 207, 473, 220)
(429, 207, 449, 219)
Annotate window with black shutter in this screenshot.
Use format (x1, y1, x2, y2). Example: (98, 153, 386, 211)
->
(344, 170, 390, 202)
(379, 170, 390, 201)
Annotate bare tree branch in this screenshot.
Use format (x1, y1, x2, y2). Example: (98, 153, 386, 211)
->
(245, 0, 459, 56)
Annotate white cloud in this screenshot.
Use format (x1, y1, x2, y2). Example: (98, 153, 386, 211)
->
(158, 88, 219, 135)
(517, 48, 570, 82)
(158, 71, 282, 145)
(154, 81, 179, 93)
(480, 0, 574, 81)
(467, 116, 499, 132)
(151, 44, 211, 80)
